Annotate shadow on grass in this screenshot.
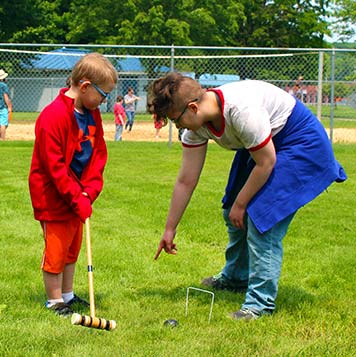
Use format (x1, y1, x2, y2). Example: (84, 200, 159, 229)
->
(276, 284, 316, 313)
(29, 291, 109, 310)
(135, 285, 246, 304)
(137, 284, 317, 316)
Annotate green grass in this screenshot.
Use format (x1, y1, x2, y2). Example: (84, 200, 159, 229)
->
(306, 105, 356, 128)
(307, 104, 356, 120)
(1, 141, 356, 356)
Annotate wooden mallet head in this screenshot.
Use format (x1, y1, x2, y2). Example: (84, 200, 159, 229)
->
(71, 313, 116, 331)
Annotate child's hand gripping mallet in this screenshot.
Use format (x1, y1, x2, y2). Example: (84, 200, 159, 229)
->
(71, 218, 116, 331)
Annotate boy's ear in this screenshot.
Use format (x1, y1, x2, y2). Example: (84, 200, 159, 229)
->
(79, 80, 91, 91)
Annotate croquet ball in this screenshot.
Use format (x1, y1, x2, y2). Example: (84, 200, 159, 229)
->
(164, 319, 179, 328)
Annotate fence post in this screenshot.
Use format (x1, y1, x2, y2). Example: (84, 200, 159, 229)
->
(317, 51, 324, 121)
(329, 48, 335, 144)
(168, 44, 175, 148)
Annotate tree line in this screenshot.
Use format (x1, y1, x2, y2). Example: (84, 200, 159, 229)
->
(0, 0, 355, 47)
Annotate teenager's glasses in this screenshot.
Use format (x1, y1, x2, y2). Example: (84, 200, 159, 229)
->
(79, 80, 109, 99)
(169, 98, 199, 125)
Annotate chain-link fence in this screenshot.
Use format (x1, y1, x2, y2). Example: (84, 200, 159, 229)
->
(1, 44, 355, 142)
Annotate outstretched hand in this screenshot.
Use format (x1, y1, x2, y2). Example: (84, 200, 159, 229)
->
(154, 231, 177, 260)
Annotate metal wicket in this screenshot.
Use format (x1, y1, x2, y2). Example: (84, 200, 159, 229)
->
(185, 287, 215, 323)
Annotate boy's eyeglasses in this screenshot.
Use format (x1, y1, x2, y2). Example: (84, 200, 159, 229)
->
(91, 82, 110, 99)
(169, 98, 199, 125)
(79, 80, 110, 99)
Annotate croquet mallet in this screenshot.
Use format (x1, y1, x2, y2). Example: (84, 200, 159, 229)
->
(71, 218, 116, 331)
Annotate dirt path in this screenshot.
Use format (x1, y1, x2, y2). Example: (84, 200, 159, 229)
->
(6, 121, 181, 142)
(5, 122, 356, 143)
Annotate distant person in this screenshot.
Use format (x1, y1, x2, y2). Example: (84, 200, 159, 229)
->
(295, 76, 304, 102)
(29, 53, 118, 317)
(148, 73, 346, 321)
(66, 75, 72, 88)
(114, 95, 126, 141)
(153, 113, 166, 138)
(124, 87, 140, 132)
(178, 128, 185, 141)
(0, 69, 13, 140)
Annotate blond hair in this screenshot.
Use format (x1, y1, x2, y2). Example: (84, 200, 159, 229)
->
(71, 53, 118, 86)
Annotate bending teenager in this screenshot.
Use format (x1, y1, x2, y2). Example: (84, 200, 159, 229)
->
(148, 72, 346, 321)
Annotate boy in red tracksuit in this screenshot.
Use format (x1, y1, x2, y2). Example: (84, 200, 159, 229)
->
(29, 53, 118, 317)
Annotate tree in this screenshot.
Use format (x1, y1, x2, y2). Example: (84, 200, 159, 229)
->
(234, 0, 331, 48)
(0, 0, 39, 42)
(332, 0, 356, 41)
(0, 0, 71, 43)
(1, 0, 339, 48)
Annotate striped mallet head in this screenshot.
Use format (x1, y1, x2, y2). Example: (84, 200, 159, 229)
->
(71, 313, 116, 331)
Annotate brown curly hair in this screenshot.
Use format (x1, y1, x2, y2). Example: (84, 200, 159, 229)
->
(147, 72, 204, 119)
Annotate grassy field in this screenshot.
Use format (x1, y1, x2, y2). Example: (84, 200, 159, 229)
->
(1, 141, 356, 356)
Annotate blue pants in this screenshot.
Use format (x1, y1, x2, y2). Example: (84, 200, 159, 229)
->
(125, 111, 135, 130)
(222, 207, 295, 314)
(115, 124, 123, 141)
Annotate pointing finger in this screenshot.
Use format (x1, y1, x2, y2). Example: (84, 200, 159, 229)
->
(154, 246, 163, 260)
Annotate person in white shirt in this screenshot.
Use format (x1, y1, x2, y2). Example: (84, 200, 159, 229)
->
(148, 72, 346, 321)
(124, 87, 140, 132)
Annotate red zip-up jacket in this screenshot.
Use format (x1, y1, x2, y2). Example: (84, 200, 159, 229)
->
(28, 88, 108, 222)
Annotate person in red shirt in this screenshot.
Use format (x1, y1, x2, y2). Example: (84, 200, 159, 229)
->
(113, 95, 126, 141)
(152, 113, 166, 138)
(29, 53, 118, 317)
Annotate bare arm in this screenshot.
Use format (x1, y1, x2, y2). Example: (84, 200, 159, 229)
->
(4, 93, 12, 112)
(229, 139, 276, 230)
(154, 144, 208, 259)
(125, 96, 140, 105)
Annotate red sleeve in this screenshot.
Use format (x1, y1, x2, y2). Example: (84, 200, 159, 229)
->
(36, 107, 92, 221)
(81, 109, 108, 203)
(248, 133, 272, 152)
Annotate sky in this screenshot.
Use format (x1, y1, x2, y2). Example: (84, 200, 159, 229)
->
(325, 32, 356, 43)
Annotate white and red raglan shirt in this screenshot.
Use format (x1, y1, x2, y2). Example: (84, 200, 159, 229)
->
(182, 80, 296, 151)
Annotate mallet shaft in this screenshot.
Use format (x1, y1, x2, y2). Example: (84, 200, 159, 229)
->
(71, 219, 116, 331)
(85, 219, 96, 318)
